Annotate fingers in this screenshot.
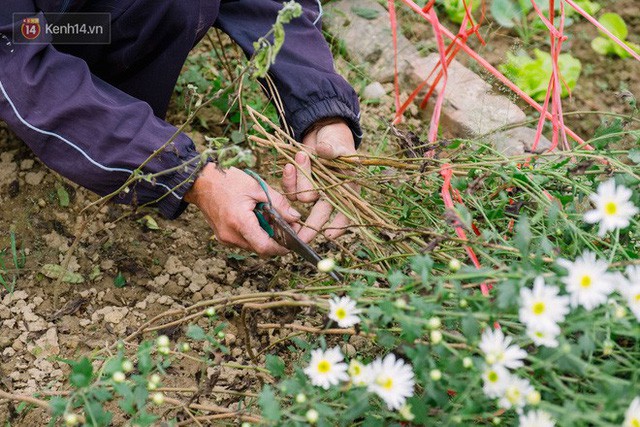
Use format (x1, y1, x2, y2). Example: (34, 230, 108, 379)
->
(324, 212, 351, 240)
(239, 213, 289, 257)
(263, 186, 302, 224)
(297, 199, 334, 243)
(315, 123, 356, 160)
(294, 151, 318, 203)
(281, 163, 297, 201)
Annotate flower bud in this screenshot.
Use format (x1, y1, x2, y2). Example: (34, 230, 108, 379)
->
(295, 393, 307, 403)
(112, 371, 126, 383)
(526, 390, 541, 406)
(217, 331, 226, 339)
(64, 413, 79, 426)
(180, 342, 191, 352)
(149, 374, 161, 386)
(317, 258, 336, 273)
(399, 404, 415, 421)
(485, 354, 497, 365)
(306, 409, 319, 424)
(614, 306, 627, 319)
(157, 346, 170, 355)
(448, 259, 462, 272)
(121, 360, 134, 373)
(462, 357, 473, 369)
(205, 307, 216, 317)
(427, 317, 441, 330)
(430, 369, 442, 381)
(492, 417, 501, 425)
(156, 335, 170, 348)
(603, 340, 614, 356)
(151, 392, 165, 405)
(430, 330, 443, 345)
(459, 299, 468, 308)
(394, 298, 408, 309)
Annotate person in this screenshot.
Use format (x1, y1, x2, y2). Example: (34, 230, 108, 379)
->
(0, 0, 362, 256)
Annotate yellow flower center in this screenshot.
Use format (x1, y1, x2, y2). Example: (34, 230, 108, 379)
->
(580, 275, 592, 288)
(532, 302, 546, 315)
(506, 387, 521, 404)
(535, 331, 544, 338)
(335, 308, 347, 320)
(317, 360, 331, 374)
(349, 364, 361, 377)
(630, 418, 640, 427)
(487, 371, 499, 383)
(635, 293, 640, 303)
(604, 201, 617, 215)
(376, 376, 393, 390)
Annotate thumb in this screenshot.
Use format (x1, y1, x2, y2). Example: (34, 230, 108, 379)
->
(267, 187, 302, 223)
(315, 123, 355, 159)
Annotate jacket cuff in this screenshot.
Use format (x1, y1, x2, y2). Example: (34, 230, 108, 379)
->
(289, 96, 363, 148)
(153, 136, 208, 220)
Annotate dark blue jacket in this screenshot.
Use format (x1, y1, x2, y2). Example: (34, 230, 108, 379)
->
(0, 0, 362, 218)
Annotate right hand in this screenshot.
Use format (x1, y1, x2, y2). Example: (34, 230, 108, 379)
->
(184, 164, 302, 257)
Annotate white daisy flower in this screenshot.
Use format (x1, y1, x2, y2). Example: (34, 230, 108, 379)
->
(519, 410, 556, 427)
(498, 376, 534, 410)
(583, 179, 638, 237)
(621, 266, 640, 321)
(304, 347, 349, 389)
(328, 296, 362, 328)
(519, 277, 570, 330)
(482, 365, 511, 399)
(367, 353, 415, 410)
(557, 251, 616, 311)
(526, 322, 561, 348)
(479, 328, 527, 370)
(348, 360, 371, 386)
(624, 397, 640, 427)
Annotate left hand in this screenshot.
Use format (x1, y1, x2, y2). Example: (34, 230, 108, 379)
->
(281, 118, 358, 242)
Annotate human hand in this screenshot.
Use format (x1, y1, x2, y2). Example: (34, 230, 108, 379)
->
(281, 118, 357, 242)
(184, 163, 302, 256)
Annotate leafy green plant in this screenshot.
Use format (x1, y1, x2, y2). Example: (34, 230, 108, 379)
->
(0, 232, 25, 294)
(441, 0, 480, 24)
(499, 49, 582, 101)
(591, 12, 640, 59)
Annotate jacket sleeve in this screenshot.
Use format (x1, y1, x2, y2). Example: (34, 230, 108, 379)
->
(0, 6, 202, 219)
(215, 0, 363, 147)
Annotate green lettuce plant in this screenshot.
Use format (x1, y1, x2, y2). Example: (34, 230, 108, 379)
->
(499, 49, 582, 101)
(591, 12, 640, 59)
(441, 0, 480, 24)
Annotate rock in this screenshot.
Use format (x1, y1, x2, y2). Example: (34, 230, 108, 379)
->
(19, 159, 34, 170)
(92, 307, 129, 324)
(325, 0, 418, 83)
(0, 152, 18, 187)
(43, 231, 69, 251)
(165, 256, 190, 276)
(0, 305, 10, 320)
(342, 343, 357, 357)
(24, 171, 45, 186)
(362, 82, 387, 100)
(200, 284, 217, 299)
(408, 54, 527, 138)
(188, 273, 208, 293)
(486, 127, 553, 156)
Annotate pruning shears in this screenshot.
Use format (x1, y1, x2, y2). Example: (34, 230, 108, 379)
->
(244, 169, 343, 282)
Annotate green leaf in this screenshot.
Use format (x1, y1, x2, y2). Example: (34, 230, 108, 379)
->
(55, 182, 69, 207)
(591, 37, 614, 56)
(186, 324, 207, 341)
(514, 215, 532, 255)
(49, 397, 68, 416)
(351, 6, 380, 20)
(490, 0, 522, 28)
(599, 13, 628, 40)
(138, 215, 159, 230)
(265, 355, 286, 378)
(259, 385, 281, 422)
(137, 341, 154, 375)
(83, 400, 112, 427)
(628, 149, 640, 164)
(68, 357, 93, 389)
(114, 383, 135, 414)
(130, 411, 159, 427)
(461, 314, 480, 339)
(41, 264, 84, 284)
(592, 117, 624, 149)
(113, 272, 126, 288)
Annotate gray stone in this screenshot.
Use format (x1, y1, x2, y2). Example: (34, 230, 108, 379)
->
(24, 171, 45, 186)
(324, 0, 419, 83)
(408, 54, 527, 138)
(362, 82, 387, 100)
(486, 127, 553, 156)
